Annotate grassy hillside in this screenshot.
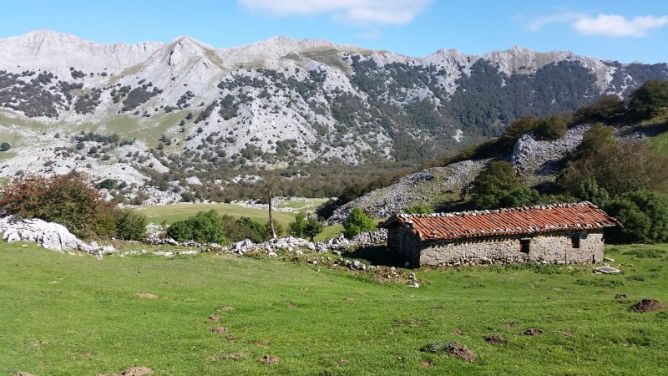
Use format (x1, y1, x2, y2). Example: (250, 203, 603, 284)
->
(648, 128, 668, 157)
(1, 242, 666, 375)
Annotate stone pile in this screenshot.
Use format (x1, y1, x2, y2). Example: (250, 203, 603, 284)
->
(328, 160, 486, 223)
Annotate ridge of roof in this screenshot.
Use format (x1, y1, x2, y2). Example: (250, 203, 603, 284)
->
(396, 201, 599, 220)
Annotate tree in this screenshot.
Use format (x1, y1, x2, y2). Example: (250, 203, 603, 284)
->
(343, 208, 375, 239)
(629, 79, 668, 119)
(532, 116, 567, 141)
(604, 190, 668, 244)
(471, 161, 540, 209)
(262, 180, 278, 239)
(303, 216, 324, 241)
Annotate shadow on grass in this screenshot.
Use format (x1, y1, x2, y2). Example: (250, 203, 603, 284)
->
(343, 245, 409, 268)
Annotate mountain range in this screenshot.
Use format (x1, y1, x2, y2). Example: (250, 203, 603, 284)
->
(0, 30, 667, 203)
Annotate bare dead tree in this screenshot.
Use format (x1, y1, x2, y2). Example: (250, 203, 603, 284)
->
(263, 180, 277, 239)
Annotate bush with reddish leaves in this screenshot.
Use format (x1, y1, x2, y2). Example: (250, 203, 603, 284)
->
(0, 172, 144, 240)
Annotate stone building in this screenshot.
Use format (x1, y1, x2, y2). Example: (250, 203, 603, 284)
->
(380, 202, 620, 267)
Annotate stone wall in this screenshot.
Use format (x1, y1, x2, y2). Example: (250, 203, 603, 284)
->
(387, 227, 605, 267)
(387, 225, 422, 266)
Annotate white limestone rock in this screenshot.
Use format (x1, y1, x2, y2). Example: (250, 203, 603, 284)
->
(0, 216, 113, 255)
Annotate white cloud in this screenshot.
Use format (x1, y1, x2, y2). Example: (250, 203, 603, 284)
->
(239, 0, 431, 26)
(527, 12, 668, 37)
(573, 14, 668, 37)
(526, 11, 583, 32)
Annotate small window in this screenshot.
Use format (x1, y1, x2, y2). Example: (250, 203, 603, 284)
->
(571, 236, 581, 249)
(520, 239, 530, 253)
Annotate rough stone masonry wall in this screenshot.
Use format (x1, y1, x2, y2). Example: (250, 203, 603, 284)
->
(418, 232, 605, 267)
(387, 225, 423, 266)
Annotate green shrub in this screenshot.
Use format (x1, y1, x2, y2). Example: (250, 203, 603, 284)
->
(0, 172, 115, 239)
(559, 140, 668, 196)
(604, 190, 668, 244)
(303, 216, 324, 241)
(288, 212, 307, 238)
(629, 80, 668, 119)
(471, 161, 540, 209)
(166, 210, 228, 244)
(532, 116, 567, 141)
(98, 179, 119, 190)
(224, 216, 268, 243)
(576, 178, 610, 207)
(405, 204, 432, 214)
(574, 95, 626, 123)
(0, 142, 10, 152)
(502, 116, 537, 141)
(343, 208, 375, 239)
(113, 208, 146, 240)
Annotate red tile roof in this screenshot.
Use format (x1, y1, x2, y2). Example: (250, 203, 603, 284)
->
(381, 202, 620, 241)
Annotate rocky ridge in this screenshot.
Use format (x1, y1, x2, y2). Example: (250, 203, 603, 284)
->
(0, 30, 666, 204)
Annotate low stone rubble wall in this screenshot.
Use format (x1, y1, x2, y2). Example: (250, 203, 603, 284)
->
(145, 229, 389, 256)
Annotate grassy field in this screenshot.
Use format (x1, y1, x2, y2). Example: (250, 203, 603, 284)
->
(136, 203, 298, 227)
(136, 200, 344, 242)
(0, 242, 666, 375)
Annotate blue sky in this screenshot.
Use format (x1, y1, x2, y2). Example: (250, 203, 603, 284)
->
(2, 1, 667, 63)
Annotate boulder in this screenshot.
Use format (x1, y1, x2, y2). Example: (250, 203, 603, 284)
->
(0, 216, 113, 255)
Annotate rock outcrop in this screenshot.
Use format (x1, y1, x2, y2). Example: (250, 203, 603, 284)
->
(511, 125, 589, 178)
(328, 160, 487, 223)
(0, 216, 114, 255)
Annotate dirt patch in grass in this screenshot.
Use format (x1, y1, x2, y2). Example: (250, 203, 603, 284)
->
(501, 321, 517, 329)
(630, 299, 664, 313)
(14, 372, 36, 376)
(336, 359, 348, 367)
(393, 318, 425, 327)
(208, 314, 220, 321)
(523, 328, 544, 336)
(24, 339, 43, 348)
(615, 293, 629, 301)
(260, 355, 279, 365)
(209, 351, 248, 361)
(420, 360, 434, 368)
(484, 335, 505, 345)
(120, 367, 152, 376)
(445, 342, 477, 362)
(420, 341, 477, 362)
(253, 339, 269, 348)
(135, 292, 158, 299)
(211, 326, 229, 334)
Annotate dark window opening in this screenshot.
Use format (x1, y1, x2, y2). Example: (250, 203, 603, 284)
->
(520, 239, 530, 253)
(571, 236, 581, 249)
